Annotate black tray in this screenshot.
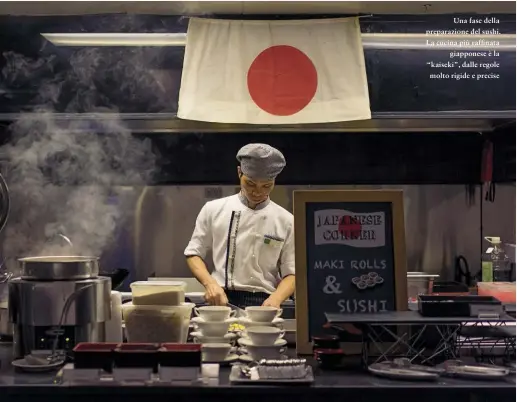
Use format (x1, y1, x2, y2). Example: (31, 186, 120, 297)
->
(418, 295, 501, 317)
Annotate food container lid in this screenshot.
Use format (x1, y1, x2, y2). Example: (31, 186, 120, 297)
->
(130, 281, 187, 288)
(122, 302, 194, 311)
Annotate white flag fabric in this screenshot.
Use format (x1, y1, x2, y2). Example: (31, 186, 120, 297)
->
(314, 209, 386, 248)
(178, 17, 371, 124)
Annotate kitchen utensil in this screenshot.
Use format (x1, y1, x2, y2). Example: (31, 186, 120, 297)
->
(244, 326, 285, 346)
(368, 362, 440, 381)
(194, 305, 235, 321)
(19, 256, 99, 280)
(226, 302, 245, 317)
(444, 360, 510, 380)
(18, 256, 128, 287)
(244, 306, 282, 323)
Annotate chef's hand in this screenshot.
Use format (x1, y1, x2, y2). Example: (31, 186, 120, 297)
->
(262, 295, 283, 309)
(204, 283, 228, 306)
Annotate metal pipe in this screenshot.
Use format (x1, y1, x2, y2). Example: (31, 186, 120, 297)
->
(41, 32, 516, 51)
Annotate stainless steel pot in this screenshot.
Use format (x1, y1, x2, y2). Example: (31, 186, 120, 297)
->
(19, 256, 99, 280)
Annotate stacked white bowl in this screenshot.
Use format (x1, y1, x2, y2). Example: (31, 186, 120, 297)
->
(190, 306, 238, 362)
(238, 306, 287, 360)
(239, 306, 285, 328)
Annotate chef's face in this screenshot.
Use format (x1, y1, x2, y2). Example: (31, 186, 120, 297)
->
(238, 167, 275, 204)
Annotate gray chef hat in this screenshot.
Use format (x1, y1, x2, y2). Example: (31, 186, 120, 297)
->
(236, 143, 286, 180)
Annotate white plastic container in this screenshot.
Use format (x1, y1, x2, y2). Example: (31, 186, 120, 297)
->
(104, 291, 123, 343)
(130, 281, 186, 306)
(122, 302, 194, 343)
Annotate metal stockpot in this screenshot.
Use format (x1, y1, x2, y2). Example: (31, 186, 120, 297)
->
(19, 256, 100, 281)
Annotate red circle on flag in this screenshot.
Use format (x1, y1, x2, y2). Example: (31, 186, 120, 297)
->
(338, 215, 362, 240)
(247, 45, 318, 116)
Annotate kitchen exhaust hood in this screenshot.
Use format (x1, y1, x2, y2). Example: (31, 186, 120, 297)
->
(0, 14, 513, 133)
(32, 31, 514, 133)
(0, 112, 512, 133)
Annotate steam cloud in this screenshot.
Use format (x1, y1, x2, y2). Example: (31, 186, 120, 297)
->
(0, 19, 174, 264)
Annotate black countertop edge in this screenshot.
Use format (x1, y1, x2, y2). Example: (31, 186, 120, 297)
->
(0, 383, 515, 395)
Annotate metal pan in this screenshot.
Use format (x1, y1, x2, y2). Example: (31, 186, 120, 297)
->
(368, 363, 440, 381)
(444, 362, 510, 380)
(19, 256, 99, 280)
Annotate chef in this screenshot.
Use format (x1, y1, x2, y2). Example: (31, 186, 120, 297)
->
(185, 143, 295, 308)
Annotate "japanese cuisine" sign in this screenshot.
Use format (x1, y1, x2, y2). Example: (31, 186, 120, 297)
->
(314, 209, 386, 247)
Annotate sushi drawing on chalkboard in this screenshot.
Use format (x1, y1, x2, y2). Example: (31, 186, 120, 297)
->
(352, 271, 384, 290)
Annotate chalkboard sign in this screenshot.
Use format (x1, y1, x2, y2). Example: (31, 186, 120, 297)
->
(294, 190, 407, 355)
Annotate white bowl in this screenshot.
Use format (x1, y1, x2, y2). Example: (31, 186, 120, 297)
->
(244, 326, 285, 346)
(244, 306, 282, 323)
(238, 317, 284, 328)
(194, 320, 231, 337)
(191, 331, 236, 344)
(201, 343, 232, 362)
(194, 306, 236, 321)
(238, 338, 287, 360)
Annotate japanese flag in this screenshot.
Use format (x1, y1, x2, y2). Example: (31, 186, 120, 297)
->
(177, 17, 371, 124)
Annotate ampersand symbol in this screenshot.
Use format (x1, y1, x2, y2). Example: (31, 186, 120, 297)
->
(323, 275, 342, 294)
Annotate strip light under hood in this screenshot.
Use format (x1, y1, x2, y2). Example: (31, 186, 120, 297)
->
(41, 33, 187, 47)
(41, 32, 516, 51)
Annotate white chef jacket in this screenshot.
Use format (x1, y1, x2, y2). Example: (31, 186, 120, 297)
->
(184, 193, 295, 294)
